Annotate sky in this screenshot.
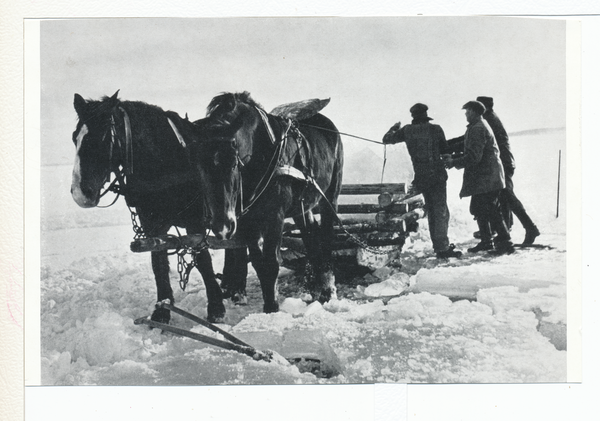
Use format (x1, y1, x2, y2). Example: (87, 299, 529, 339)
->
(41, 16, 567, 166)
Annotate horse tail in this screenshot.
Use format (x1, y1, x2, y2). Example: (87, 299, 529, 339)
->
(327, 129, 344, 207)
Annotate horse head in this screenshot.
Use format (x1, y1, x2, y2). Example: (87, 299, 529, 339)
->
(70, 90, 121, 208)
(191, 92, 259, 239)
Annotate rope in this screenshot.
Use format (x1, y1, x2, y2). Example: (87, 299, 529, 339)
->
(298, 123, 383, 145)
(381, 144, 387, 184)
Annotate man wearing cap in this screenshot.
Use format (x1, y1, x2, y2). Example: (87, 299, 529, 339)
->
(443, 101, 514, 254)
(383, 103, 462, 259)
(476, 96, 540, 245)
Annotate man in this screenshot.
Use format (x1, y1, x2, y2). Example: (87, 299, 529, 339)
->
(443, 101, 514, 255)
(476, 96, 540, 245)
(383, 103, 462, 259)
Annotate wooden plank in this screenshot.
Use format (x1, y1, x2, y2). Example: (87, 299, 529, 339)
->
(378, 192, 424, 207)
(130, 234, 246, 253)
(337, 202, 408, 215)
(341, 183, 406, 195)
(376, 209, 425, 228)
(281, 232, 407, 252)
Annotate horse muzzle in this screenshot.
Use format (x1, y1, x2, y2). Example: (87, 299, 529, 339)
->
(71, 184, 100, 208)
(213, 211, 237, 240)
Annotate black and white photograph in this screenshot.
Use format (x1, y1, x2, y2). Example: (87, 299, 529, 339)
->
(35, 16, 575, 387)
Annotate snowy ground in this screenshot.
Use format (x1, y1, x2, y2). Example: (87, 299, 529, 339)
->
(39, 132, 569, 385)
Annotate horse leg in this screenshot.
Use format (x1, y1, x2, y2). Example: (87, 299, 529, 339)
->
(317, 203, 337, 303)
(194, 248, 226, 323)
(221, 248, 249, 305)
(247, 223, 281, 314)
(293, 212, 322, 300)
(151, 250, 174, 323)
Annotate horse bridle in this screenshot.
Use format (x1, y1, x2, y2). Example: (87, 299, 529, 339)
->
(95, 107, 133, 206)
(232, 107, 293, 217)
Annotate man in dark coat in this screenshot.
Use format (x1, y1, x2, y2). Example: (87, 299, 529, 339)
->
(476, 96, 540, 245)
(443, 101, 514, 254)
(383, 103, 462, 258)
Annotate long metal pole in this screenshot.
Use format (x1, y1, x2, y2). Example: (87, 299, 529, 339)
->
(556, 149, 561, 218)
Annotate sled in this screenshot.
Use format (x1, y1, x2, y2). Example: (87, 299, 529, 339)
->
(129, 182, 426, 268)
(134, 300, 343, 378)
(281, 182, 425, 268)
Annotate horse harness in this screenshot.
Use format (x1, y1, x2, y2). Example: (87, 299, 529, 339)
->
(236, 107, 316, 218)
(97, 105, 210, 290)
(250, 108, 392, 255)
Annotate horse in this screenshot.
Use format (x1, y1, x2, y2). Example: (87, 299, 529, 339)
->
(70, 90, 231, 323)
(189, 91, 344, 313)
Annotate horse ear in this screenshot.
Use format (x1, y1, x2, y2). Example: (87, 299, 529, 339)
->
(109, 90, 120, 107)
(74, 94, 87, 116)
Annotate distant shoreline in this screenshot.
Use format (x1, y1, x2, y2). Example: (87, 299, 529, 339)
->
(509, 127, 565, 137)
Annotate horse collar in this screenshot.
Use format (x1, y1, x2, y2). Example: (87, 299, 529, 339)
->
(256, 106, 292, 145)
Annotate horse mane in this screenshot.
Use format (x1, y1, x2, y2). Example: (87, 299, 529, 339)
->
(206, 91, 264, 118)
(79, 94, 172, 123)
(76, 95, 122, 124)
(123, 100, 171, 119)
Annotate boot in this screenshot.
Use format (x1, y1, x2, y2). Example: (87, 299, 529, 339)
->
(437, 244, 463, 259)
(491, 240, 515, 255)
(468, 240, 494, 253)
(469, 219, 494, 253)
(523, 225, 540, 245)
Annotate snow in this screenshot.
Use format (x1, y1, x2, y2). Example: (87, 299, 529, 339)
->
(39, 132, 569, 385)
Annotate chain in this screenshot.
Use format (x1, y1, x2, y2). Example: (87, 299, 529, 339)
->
(176, 233, 210, 291)
(177, 247, 195, 291)
(128, 206, 145, 239)
(304, 178, 400, 256)
(339, 229, 400, 255)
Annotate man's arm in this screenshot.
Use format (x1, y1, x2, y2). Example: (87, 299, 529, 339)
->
(382, 122, 405, 144)
(485, 114, 509, 145)
(451, 126, 486, 169)
(442, 134, 465, 155)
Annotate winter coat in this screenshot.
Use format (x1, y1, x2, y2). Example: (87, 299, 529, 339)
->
(383, 121, 448, 190)
(452, 118, 505, 198)
(483, 110, 515, 172)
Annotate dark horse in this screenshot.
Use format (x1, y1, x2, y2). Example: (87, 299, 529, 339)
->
(70, 91, 227, 323)
(190, 92, 344, 313)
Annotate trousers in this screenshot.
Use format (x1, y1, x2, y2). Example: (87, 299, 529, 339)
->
(500, 168, 536, 231)
(470, 189, 511, 243)
(421, 180, 450, 252)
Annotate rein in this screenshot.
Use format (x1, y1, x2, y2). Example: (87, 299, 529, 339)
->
(236, 108, 291, 217)
(298, 121, 388, 183)
(230, 106, 394, 255)
(96, 108, 132, 207)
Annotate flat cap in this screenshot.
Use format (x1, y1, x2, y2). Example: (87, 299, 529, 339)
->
(462, 100, 486, 115)
(476, 96, 494, 110)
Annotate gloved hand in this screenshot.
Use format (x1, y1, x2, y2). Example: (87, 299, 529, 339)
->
(442, 154, 454, 169)
(382, 122, 401, 144)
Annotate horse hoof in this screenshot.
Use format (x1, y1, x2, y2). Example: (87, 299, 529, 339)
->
(151, 308, 171, 324)
(318, 287, 337, 304)
(207, 314, 224, 324)
(263, 302, 280, 314)
(207, 302, 226, 323)
(232, 292, 248, 306)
